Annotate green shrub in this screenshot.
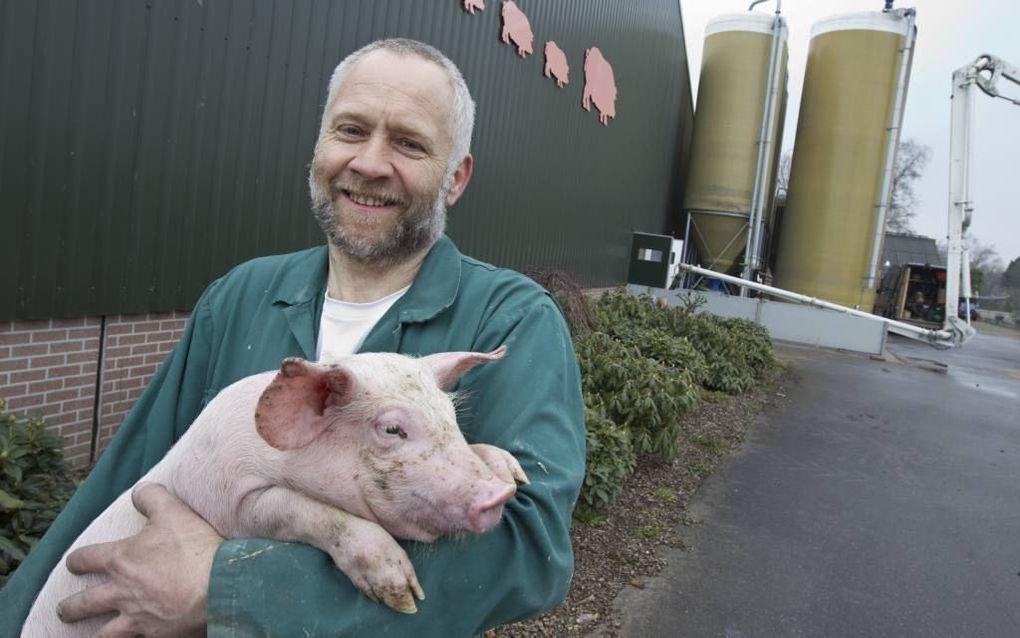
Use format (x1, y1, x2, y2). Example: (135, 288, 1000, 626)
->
(575, 331, 697, 460)
(577, 399, 635, 514)
(0, 399, 77, 586)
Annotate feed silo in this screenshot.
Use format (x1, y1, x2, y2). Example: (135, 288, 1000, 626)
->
(773, 10, 916, 310)
(682, 12, 788, 277)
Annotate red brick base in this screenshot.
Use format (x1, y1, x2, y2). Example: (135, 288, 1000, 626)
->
(0, 312, 189, 467)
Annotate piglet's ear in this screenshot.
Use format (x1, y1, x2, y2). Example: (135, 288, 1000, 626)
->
(255, 357, 354, 450)
(421, 346, 506, 391)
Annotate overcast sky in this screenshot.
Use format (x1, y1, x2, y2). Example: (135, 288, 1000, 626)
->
(679, 0, 1020, 269)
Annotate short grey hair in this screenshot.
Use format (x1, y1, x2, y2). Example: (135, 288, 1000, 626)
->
(320, 38, 476, 170)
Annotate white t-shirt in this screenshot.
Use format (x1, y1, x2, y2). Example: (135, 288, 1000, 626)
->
(315, 286, 410, 362)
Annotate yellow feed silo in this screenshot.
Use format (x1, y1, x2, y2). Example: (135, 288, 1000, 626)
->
(683, 13, 788, 276)
(774, 10, 915, 310)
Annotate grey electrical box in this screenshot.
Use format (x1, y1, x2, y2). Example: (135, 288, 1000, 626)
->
(627, 232, 681, 288)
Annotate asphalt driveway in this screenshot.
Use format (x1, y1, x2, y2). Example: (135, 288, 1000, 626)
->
(611, 328, 1020, 637)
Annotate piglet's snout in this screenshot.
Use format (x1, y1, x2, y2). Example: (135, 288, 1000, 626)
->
(467, 480, 516, 534)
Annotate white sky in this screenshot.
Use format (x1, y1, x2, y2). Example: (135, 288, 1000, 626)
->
(679, 0, 1020, 268)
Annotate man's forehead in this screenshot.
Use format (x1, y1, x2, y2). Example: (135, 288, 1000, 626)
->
(338, 50, 454, 109)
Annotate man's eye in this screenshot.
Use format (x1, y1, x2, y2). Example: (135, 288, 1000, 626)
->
(398, 139, 424, 152)
(337, 125, 364, 137)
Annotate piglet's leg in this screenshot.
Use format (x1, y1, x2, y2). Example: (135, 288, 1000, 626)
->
(236, 487, 424, 613)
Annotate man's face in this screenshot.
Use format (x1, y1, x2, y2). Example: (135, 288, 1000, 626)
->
(309, 50, 471, 266)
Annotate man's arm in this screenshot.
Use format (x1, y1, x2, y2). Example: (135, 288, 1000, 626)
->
(0, 282, 220, 635)
(206, 300, 586, 636)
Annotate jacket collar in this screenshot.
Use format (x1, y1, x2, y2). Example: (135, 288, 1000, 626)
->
(270, 236, 462, 356)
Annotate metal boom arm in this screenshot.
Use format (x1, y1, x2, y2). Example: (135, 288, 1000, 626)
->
(945, 54, 1019, 342)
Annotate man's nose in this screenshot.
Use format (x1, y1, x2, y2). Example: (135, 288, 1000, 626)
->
(348, 135, 394, 180)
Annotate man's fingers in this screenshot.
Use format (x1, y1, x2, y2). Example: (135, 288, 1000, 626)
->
(131, 481, 182, 520)
(65, 541, 119, 576)
(95, 613, 138, 638)
(57, 582, 119, 624)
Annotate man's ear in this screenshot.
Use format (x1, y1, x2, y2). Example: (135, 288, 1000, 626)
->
(445, 154, 474, 207)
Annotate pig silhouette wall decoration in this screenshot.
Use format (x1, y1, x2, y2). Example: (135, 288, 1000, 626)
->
(501, 1, 534, 58)
(544, 41, 569, 87)
(463, 0, 485, 15)
(582, 47, 617, 126)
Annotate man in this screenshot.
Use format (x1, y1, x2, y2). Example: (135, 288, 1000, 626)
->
(2, 39, 586, 636)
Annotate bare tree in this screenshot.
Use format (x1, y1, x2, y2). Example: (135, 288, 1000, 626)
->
(886, 138, 932, 233)
(937, 236, 1005, 294)
(775, 139, 930, 233)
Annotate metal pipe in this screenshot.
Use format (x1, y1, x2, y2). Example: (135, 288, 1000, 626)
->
(741, 14, 786, 293)
(748, 0, 782, 13)
(677, 262, 971, 346)
(866, 8, 917, 291)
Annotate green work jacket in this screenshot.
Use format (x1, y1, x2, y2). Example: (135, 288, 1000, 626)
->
(2, 236, 586, 636)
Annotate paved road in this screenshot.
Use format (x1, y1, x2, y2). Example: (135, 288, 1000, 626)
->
(612, 329, 1020, 637)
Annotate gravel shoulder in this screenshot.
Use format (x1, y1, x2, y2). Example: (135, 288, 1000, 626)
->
(491, 366, 788, 637)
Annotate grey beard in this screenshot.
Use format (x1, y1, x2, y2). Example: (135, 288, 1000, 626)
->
(311, 174, 450, 267)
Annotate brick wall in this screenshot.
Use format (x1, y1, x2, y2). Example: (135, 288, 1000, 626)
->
(0, 312, 190, 467)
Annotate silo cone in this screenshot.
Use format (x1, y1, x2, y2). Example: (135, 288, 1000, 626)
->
(683, 13, 788, 275)
(774, 11, 912, 310)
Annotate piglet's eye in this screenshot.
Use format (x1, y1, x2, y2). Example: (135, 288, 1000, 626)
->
(384, 424, 407, 439)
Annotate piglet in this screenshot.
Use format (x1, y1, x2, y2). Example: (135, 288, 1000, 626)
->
(22, 347, 527, 637)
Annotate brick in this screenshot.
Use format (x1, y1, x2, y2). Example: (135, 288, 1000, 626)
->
(83, 338, 100, 350)
(157, 341, 174, 353)
(0, 373, 7, 386)
(0, 333, 30, 346)
(132, 321, 161, 333)
(0, 347, 9, 359)
(116, 356, 145, 369)
(131, 343, 159, 356)
(102, 390, 127, 403)
(62, 397, 93, 412)
(50, 412, 76, 426)
(29, 379, 63, 394)
(81, 361, 98, 374)
(146, 332, 170, 344)
(67, 351, 98, 364)
(121, 377, 143, 390)
(134, 358, 160, 372)
(49, 364, 83, 378)
(68, 327, 99, 339)
(84, 317, 103, 327)
(49, 318, 87, 329)
(0, 358, 29, 373)
(106, 324, 134, 336)
(31, 329, 69, 343)
(12, 344, 48, 358)
(1, 383, 29, 398)
(50, 340, 85, 354)
(118, 330, 148, 345)
(63, 373, 95, 388)
(30, 354, 67, 368)
(76, 408, 94, 420)
(104, 346, 131, 359)
(10, 369, 46, 384)
(102, 368, 128, 382)
(45, 389, 79, 403)
(5, 396, 44, 411)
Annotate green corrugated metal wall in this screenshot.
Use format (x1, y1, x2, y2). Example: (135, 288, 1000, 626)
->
(1, 0, 693, 321)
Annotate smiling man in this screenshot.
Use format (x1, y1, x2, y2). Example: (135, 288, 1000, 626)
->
(2, 39, 586, 637)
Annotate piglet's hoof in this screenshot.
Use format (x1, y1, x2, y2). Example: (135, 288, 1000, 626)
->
(328, 518, 425, 613)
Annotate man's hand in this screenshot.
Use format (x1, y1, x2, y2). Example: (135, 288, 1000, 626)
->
(57, 482, 223, 637)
